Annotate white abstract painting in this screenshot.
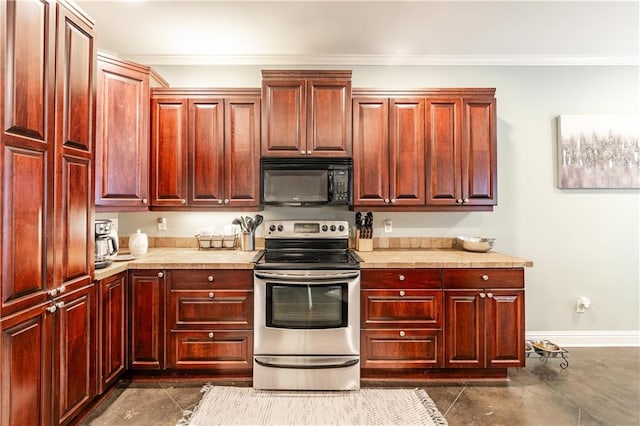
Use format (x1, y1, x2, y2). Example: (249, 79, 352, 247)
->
(557, 115, 640, 189)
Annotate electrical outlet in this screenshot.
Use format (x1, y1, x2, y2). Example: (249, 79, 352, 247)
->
(384, 219, 392, 233)
(157, 217, 167, 231)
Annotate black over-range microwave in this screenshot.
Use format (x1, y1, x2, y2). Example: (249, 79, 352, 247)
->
(260, 158, 353, 206)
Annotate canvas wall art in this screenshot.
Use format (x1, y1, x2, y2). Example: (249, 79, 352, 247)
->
(557, 115, 640, 189)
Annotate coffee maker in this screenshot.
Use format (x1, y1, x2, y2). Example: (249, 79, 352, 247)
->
(95, 219, 118, 269)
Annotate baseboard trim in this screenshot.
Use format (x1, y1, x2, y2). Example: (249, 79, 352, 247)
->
(526, 330, 640, 347)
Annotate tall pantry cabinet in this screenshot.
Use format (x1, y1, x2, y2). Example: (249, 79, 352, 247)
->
(0, 0, 97, 425)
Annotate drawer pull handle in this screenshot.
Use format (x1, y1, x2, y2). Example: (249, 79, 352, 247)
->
(399, 290, 405, 297)
(399, 331, 406, 337)
(398, 275, 405, 281)
(208, 332, 214, 338)
(482, 274, 489, 281)
(209, 292, 214, 298)
(479, 292, 486, 298)
(208, 275, 214, 282)
(157, 272, 164, 278)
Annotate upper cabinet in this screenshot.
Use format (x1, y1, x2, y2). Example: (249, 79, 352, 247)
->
(150, 89, 261, 209)
(261, 70, 352, 158)
(95, 52, 168, 211)
(426, 90, 497, 208)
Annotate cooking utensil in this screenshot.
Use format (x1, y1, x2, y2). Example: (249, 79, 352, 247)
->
(254, 214, 264, 229)
(245, 216, 254, 232)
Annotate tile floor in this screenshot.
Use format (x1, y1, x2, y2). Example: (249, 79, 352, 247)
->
(82, 347, 639, 426)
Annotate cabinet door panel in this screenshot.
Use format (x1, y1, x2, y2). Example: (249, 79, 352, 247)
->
(151, 99, 188, 206)
(486, 290, 525, 368)
(168, 330, 252, 370)
(225, 97, 260, 206)
(361, 329, 441, 369)
(261, 80, 305, 156)
(443, 268, 523, 289)
(99, 273, 126, 394)
(0, 303, 53, 426)
(169, 290, 253, 330)
(169, 269, 253, 290)
(389, 98, 425, 205)
(189, 99, 224, 205)
(129, 271, 164, 370)
(308, 80, 351, 156)
(361, 290, 441, 329)
(426, 97, 461, 205)
(462, 97, 496, 205)
(361, 269, 442, 289)
(353, 98, 389, 205)
(54, 285, 96, 425)
(444, 290, 484, 368)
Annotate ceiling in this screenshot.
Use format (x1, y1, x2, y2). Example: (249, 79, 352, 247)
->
(76, 0, 639, 66)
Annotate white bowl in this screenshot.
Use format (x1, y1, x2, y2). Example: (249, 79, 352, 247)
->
(456, 236, 495, 252)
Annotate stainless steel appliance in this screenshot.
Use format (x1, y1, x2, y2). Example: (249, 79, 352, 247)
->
(260, 158, 352, 206)
(95, 219, 118, 269)
(253, 220, 361, 390)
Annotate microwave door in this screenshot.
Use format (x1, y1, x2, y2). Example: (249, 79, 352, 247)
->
(263, 169, 329, 205)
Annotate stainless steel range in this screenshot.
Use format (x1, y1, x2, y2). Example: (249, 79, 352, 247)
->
(253, 220, 361, 390)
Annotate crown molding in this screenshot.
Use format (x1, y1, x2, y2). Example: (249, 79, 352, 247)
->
(123, 53, 639, 67)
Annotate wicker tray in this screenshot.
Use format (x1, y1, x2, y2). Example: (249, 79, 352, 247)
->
(195, 234, 237, 250)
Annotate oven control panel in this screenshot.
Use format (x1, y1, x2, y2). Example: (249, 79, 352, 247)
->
(265, 220, 349, 238)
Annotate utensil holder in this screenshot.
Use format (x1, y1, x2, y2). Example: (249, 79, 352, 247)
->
(241, 232, 255, 251)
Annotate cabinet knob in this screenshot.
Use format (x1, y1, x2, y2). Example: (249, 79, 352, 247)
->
(55, 301, 65, 309)
(209, 292, 214, 298)
(300, 150, 306, 155)
(217, 199, 223, 204)
(208, 332, 214, 338)
(307, 150, 312, 155)
(59, 285, 66, 294)
(479, 292, 486, 298)
(384, 198, 390, 204)
(142, 198, 148, 204)
(482, 274, 489, 281)
(157, 272, 164, 278)
(208, 275, 214, 282)
(399, 290, 405, 297)
(463, 198, 470, 204)
(456, 199, 463, 204)
(46, 304, 57, 313)
(47, 289, 58, 297)
(390, 198, 396, 204)
(398, 275, 405, 281)
(399, 331, 406, 337)
(487, 292, 493, 298)
(224, 199, 229, 204)
(180, 199, 186, 204)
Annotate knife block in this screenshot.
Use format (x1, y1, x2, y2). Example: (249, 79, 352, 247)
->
(355, 230, 373, 252)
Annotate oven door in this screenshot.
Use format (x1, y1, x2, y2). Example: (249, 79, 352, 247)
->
(254, 270, 360, 356)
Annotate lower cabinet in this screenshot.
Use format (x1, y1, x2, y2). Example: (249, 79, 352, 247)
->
(98, 272, 126, 393)
(128, 270, 165, 370)
(443, 269, 525, 368)
(360, 269, 443, 373)
(166, 269, 253, 374)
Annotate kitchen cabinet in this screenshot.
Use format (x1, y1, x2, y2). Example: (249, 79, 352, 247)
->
(352, 95, 426, 207)
(443, 269, 525, 369)
(95, 52, 168, 211)
(426, 92, 497, 207)
(1, 0, 96, 423)
(166, 270, 253, 374)
(261, 70, 352, 158)
(97, 272, 126, 394)
(360, 269, 443, 373)
(150, 90, 261, 209)
(129, 270, 165, 370)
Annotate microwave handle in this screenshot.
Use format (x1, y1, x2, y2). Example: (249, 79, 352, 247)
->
(328, 171, 334, 202)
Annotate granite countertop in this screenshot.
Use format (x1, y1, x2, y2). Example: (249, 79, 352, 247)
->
(94, 248, 532, 281)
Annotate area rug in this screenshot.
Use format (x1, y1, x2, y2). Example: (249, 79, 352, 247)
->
(177, 385, 448, 426)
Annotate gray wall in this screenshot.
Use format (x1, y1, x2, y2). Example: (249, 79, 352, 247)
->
(104, 64, 640, 345)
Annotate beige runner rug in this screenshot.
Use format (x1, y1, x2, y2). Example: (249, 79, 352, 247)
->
(178, 385, 448, 426)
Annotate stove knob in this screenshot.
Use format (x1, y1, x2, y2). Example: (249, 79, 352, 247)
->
(322, 225, 328, 232)
(277, 225, 284, 232)
(330, 225, 336, 232)
(338, 225, 345, 232)
(269, 225, 276, 232)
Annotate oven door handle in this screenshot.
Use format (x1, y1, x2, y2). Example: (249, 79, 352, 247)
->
(254, 271, 360, 281)
(254, 356, 359, 370)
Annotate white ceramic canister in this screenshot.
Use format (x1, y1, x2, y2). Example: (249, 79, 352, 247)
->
(129, 229, 148, 257)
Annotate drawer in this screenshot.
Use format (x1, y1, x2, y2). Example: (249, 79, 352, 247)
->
(168, 290, 253, 329)
(167, 330, 253, 370)
(361, 329, 442, 369)
(361, 269, 441, 289)
(443, 269, 524, 289)
(361, 290, 442, 329)
(169, 269, 253, 290)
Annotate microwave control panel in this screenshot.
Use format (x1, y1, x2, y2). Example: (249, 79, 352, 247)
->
(330, 170, 350, 203)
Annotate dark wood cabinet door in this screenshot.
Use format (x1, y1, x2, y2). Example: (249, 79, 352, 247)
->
(361, 290, 442, 329)
(151, 98, 188, 207)
(444, 290, 485, 368)
(1, 0, 57, 316)
(462, 97, 497, 205)
(261, 79, 306, 156)
(129, 270, 164, 370)
(188, 98, 225, 205)
(389, 98, 425, 205)
(307, 79, 351, 157)
(225, 97, 261, 206)
(352, 97, 389, 205)
(98, 272, 126, 394)
(53, 285, 97, 425)
(0, 303, 53, 426)
(167, 330, 253, 371)
(95, 55, 150, 210)
(361, 329, 441, 369)
(485, 289, 525, 368)
(168, 290, 253, 330)
(426, 97, 462, 205)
